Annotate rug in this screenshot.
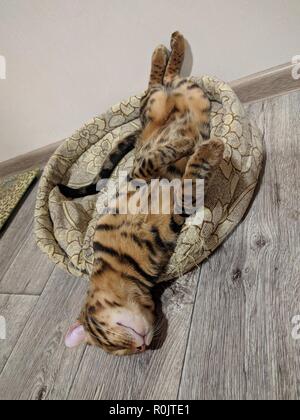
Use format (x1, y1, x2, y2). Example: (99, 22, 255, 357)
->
(0, 169, 40, 231)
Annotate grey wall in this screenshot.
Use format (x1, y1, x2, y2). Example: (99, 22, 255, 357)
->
(1, 0, 300, 162)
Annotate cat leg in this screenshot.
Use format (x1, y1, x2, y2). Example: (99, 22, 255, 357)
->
(132, 137, 196, 180)
(184, 138, 225, 185)
(172, 138, 225, 226)
(148, 44, 170, 88)
(163, 31, 185, 86)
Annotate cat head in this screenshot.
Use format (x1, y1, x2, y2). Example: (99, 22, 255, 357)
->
(65, 272, 156, 355)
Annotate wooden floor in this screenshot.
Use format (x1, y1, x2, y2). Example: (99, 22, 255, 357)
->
(0, 91, 299, 400)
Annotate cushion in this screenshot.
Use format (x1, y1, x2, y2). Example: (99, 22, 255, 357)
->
(34, 76, 264, 280)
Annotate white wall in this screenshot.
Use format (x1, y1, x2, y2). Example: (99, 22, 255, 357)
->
(0, 0, 300, 162)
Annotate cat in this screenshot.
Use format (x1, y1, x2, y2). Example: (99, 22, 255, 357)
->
(63, 32, 224, 355)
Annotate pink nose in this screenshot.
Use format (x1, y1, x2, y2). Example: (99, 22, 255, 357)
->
(135, 343, 146, 353)
(117, 322, 148, 346)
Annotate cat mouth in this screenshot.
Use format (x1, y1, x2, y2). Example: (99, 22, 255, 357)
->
(117, 322, 153, 349)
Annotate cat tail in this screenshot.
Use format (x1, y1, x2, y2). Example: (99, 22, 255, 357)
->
(58, 132, 139, 199)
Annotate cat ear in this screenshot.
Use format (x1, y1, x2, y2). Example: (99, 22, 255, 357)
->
(65, 322, 87, 348)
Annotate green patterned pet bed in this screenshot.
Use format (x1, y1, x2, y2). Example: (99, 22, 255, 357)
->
(34, 76, 263, 280)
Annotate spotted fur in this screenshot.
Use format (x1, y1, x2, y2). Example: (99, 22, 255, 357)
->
(62, 32, 224, 355)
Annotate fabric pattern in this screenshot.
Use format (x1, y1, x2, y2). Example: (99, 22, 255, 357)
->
(0, 169, 40, 231)
(34, 76, 264, 280)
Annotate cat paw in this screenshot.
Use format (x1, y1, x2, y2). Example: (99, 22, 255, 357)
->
(170, 31, 185, 51)
(208, 138, 225, 155)
(152, 45, 170, 69)
(197, 138, 225, 167)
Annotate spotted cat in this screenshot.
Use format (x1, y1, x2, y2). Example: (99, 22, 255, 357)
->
(63, 32, 224, 355)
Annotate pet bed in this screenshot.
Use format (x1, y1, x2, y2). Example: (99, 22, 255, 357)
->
(34, 76, 264, 280)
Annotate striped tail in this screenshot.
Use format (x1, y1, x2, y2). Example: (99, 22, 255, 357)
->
(58, 132, 138, 199)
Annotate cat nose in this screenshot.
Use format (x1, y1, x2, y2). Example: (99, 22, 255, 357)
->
(135, 343, 146, 353)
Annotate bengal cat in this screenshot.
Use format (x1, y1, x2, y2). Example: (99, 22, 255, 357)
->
(63, 32, 224, 355)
